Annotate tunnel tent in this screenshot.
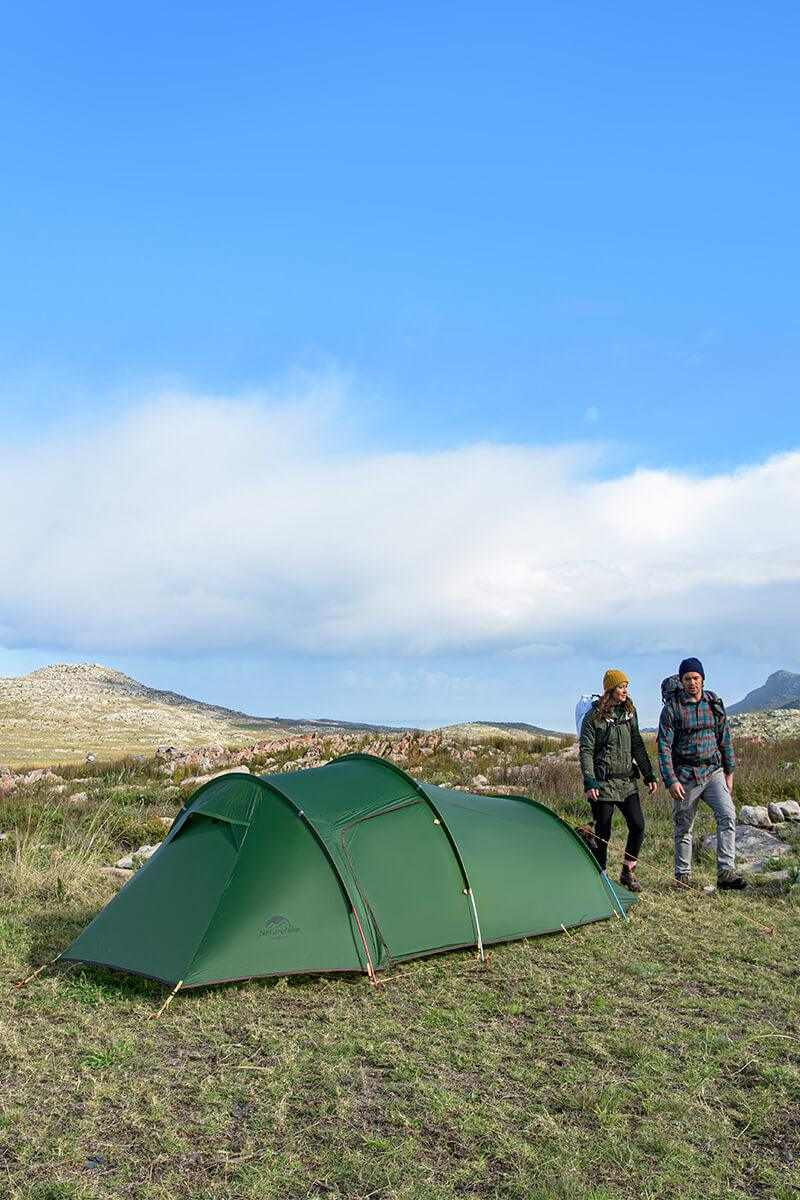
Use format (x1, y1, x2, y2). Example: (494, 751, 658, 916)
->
(60, 754, 635, 991)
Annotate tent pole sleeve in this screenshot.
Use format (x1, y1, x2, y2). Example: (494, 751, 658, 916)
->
(255, 777, 381, 973)
(600, 873, 629, 921)
(335, 755, 486, 961)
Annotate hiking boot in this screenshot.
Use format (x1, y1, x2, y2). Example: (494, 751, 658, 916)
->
(674, 873, 700, 890)
(620, 864, 642, 893)
(717, 869, 747, 890)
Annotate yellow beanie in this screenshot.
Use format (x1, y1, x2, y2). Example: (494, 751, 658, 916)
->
(603, 669, 629, 692)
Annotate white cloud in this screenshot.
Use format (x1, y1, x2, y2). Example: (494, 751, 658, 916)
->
(2, 383, 800, 661)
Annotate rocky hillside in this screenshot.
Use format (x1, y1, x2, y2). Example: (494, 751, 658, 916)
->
(0, 662, 564, 768)
(728, 707, 800, 740)
(0, 663, 397, 767)
(728, 669, 800, 714)
(440, 720, 565, 739)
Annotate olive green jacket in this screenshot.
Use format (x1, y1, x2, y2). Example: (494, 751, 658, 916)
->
(579, 703, 655, 792)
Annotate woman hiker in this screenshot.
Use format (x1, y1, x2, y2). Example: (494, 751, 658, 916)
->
(578, 669, 657, 892)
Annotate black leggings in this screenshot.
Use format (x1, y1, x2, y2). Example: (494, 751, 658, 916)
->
(590, 795, 645, 870)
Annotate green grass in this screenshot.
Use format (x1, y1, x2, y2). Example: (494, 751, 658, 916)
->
(1, 738, 799, 1199)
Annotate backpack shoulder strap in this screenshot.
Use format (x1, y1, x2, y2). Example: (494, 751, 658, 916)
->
(704, 690, 726, 741)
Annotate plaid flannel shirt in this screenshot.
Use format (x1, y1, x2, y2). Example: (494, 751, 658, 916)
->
(657, 690, 735, 788)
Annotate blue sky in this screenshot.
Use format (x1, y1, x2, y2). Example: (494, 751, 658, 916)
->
(1, 3, 799, 729)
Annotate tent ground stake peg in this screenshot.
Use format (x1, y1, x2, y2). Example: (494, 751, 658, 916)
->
(152, 979, 183, 1019)
(15, 956, 60, 988)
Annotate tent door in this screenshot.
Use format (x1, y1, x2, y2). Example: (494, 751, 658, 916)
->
(343, 800, 473, 961)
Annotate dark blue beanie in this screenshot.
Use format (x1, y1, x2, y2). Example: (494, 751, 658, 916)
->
(679, 657, 704, 679)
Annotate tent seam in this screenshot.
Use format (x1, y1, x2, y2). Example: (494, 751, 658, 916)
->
(254, 773, 376, 975)
(335, 754, 484, 958)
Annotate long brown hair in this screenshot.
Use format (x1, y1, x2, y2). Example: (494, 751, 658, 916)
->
(595, 690, 635, 721)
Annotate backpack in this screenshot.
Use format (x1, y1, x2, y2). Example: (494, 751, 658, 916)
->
(578, 695, 640, 781)
(660, 675, 726, 743)
(575, 694, 599, 735)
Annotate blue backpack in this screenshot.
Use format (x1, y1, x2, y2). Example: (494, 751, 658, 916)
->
(575, 694, 599, 735)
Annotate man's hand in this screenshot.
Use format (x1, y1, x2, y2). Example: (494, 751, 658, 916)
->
(669, 780, 685, 802)
(646, 780, 657, 796)
(724, 772, 734, 796)
(584, 787, 599, 802)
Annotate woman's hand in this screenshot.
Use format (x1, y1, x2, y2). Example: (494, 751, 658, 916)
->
(584, 787, 599, 802)
(646, 780, 657, 796)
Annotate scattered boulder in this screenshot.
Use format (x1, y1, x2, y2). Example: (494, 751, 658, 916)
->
(471, 774, 490, 789)
(68, 791, 88, 805)
(748, 869, 793, 885)
(115, 843, 161, 870)
(17, 768, 62, 787)
(771, 800, 800, 821)
(701, 825, 788, 872)
(99, 866, 133, 883)
(738, 805, 773, 828)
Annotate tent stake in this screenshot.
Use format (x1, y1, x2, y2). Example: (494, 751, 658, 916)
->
(152, 979, 183, 1019)
(15, 955, 61, 988)
(351, 907, 378, 985)
(465, 888, 485, 963)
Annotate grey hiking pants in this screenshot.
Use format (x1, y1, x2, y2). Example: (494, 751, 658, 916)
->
(672, 768, 736, 876)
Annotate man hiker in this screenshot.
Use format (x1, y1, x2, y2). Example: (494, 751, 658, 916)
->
(658, 657, 746, 890)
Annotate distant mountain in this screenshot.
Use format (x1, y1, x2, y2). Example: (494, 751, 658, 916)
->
(0, 663, 401, 767)
(440, 720, 567, 739)
(728, 670, 800, 715)
(0, 662, 566, 768)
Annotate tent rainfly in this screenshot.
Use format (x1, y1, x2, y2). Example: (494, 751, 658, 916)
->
(61, 754, 635, 990)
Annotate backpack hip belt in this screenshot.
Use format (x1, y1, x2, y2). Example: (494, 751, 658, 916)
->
(673, 753, 720, 768)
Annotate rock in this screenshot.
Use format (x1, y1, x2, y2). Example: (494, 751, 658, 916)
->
(0, 775, 17, 795)
(18, 769, 62, 787)
(738, 805, 773, 828)
(496, 763, 539, 785)
(471, 774, 490, 789)
(558, 742, 580, 760)
(157, 816, 174, 828)
(99, 866, 133, 883)
(701, 825, 788, 872)
(115, 843, 161, 870)
(749, 869, 792, 884)
(85, 753, 96, 763)
(776, 800, 800, 821)
(68, 791, 88, 805)
(768, 803, 786, 823)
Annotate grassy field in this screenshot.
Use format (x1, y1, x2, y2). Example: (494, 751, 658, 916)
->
(2, 737, 799, 1200)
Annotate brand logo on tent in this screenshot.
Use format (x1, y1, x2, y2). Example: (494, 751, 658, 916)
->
(259, 914, 300, 938)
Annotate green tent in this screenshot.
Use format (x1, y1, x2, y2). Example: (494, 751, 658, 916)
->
(61, 754, 634, 989)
